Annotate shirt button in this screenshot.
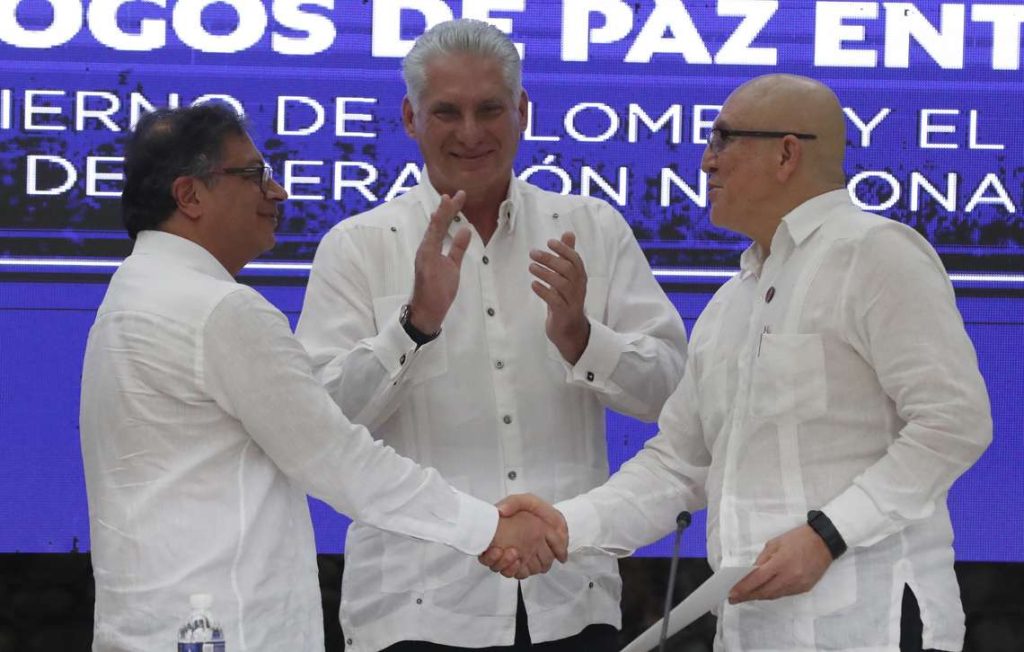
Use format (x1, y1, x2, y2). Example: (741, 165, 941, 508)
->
(416, 598, 423, 605)
(486, 307, 495, 317)
(399, 354, 406, 365)
(503, 415, 512, 425)
(482, 255, 490, 265)
(390, 226, 397, 232)
(586, 371, 595, 382)
(454, 215, 461, 222)
(508, 470, 517, 480)
(552, 212, 559, 219)
(347, 639, 353, 645)
(588, 581, 594, 589)
(765, 286, 776, 303)
(495, 360, 504, 370)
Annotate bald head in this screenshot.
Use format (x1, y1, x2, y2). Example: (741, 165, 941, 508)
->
(728, 74, 846, 187)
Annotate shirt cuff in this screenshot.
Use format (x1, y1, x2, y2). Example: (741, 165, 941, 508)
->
(554, 495, 602, 554)
(822, 483, 895, 550)
(451, 492, 500, 556)
(567, 318, 627, 388)
(375, 304, 423, 380)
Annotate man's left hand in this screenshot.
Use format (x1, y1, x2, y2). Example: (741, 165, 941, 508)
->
(529, 232, 590, 365)
(728, 524, 833, 604)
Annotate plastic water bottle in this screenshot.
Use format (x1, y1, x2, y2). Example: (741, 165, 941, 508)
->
(177, 593, 226, 652)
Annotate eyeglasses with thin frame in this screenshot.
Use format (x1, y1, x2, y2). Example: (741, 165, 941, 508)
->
(210, 164, 274, 195)
(707, 128, 817, 154)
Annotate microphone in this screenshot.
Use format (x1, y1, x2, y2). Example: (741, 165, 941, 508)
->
(658, 511, 692, 652)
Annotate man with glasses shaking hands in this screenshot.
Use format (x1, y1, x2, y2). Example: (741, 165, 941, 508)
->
(496, 74, 991, 652)
(79, 103, 563, 652)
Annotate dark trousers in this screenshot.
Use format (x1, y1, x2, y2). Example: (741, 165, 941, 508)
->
(901, 585, 955, 652)
(383, 588, 619, 652)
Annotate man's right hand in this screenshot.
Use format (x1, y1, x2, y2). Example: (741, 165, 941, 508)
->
(407, 191, 471, 334)
(479, 493, 569, 579)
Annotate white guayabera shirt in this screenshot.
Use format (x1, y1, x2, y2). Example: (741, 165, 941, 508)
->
(80, 231, 498, 652)
(296, 172, 688, 651)
(558, 190, 992, 652)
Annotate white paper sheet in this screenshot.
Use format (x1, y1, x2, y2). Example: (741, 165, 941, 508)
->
(620, 565, 754, 652)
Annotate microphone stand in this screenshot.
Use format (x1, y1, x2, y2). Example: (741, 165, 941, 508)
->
(658, 511, 692, 652)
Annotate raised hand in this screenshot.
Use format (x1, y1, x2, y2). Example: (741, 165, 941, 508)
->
(728, 524, 833, 604)
(529, 232, 591, 364)
(407, 191, 472, 334)
(479, 494, 568, 579)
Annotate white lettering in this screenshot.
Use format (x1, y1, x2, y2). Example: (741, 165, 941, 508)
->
(849, 170, 901, 210)
(27, 155, 76, 195)
(965, 173, 1015, 212)
(883, 3, 964, 69)
(660, 168, 706, 208)
(333, 161, 379, 201)
(561, 0, 633, 62)
(815, 1, 878, 67)
(462, 0, 526, 58)
(972, 4, 1024, 70)
(284, 160, 325, 200)
(0, 0, 82, 48)
(625, 0, 712, 64)
(372, 0, 453, 58)
(25, 90, 65, 131)
(581, 166, 628, 205)
(909, 172, 957, 211)
(88, 0, 165, 51)
(272, 0, 335, 55)
(86, 156, 123, 197)
(628, 104, 682, 144)
(75, 92, 120, 131)
(715, 0, 778, 65)
(844, 107, 890, 147)
(564, 103, 619, 142)
(336, 97, 377, 138)
(173, 0, 266, 54)
(277, 96, 325, 136)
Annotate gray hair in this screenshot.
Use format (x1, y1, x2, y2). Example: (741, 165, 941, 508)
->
(402, 19, 522, 107)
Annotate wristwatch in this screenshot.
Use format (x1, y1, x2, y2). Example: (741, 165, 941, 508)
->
(399, 304, 441, 347)
(807, 510, 848, 560)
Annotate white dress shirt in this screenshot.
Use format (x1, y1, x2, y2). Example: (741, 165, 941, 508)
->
(79, 230, 498, 652)
(296, 172, 688, 650)
(558, 190, 992, 652)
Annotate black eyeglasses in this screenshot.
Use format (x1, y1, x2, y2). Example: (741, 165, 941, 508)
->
(708, 128, 817, 154)
(211, 164, 274, 194)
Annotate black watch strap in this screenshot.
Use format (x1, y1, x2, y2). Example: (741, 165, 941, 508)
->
(400, 304, 440, 347)
(807, 510, 848, 560)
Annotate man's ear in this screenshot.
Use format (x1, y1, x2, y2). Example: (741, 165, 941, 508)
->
(401, 96, 417, 139)
(776, 135, 803, 183)
(518, 88, 529, 134)
(171, 176, 202, 220)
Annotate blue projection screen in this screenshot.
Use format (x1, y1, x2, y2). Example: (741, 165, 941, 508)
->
(0, 0, 1022, 559)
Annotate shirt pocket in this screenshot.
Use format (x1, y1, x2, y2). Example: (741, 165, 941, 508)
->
(371, 294, 449, 384)
(749, 333, 828, 424)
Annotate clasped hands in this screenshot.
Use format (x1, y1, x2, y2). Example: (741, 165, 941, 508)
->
(479, 494, 568, 580)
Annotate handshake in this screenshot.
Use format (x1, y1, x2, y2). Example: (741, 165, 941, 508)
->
(478, 494, 568, 580)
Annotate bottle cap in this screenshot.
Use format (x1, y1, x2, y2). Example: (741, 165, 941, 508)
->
(190, 593, 213, 610)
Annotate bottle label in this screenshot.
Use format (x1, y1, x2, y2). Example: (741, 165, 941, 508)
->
(177, 644, 225, 652)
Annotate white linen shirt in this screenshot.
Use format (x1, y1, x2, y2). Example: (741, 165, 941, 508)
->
(558, 190, 992, 652)
(296, 172, 688, 650)
(80, 230, 498, 652)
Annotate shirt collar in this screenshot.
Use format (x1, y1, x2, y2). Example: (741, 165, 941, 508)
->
(131, 230, 236, 283)
(738, 188, 852, 279)
(417, 166, 520, 234)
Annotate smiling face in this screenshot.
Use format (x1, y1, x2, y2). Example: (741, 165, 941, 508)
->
(196, 133, 288, 274)
(402, 52, 527, 202)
